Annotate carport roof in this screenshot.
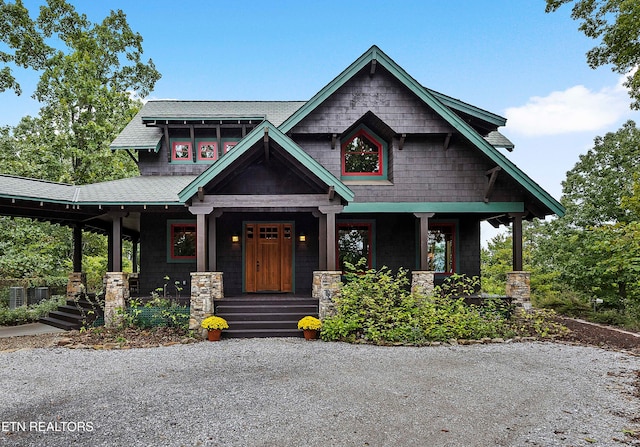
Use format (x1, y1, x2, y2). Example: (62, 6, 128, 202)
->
(0, 174, 197, 206)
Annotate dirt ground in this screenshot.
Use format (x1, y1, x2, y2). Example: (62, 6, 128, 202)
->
(555, 317, 640, 355)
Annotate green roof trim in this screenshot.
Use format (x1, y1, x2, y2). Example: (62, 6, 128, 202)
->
(343, 202, 525, 214)
(141, 115, 267, 122)
(179, 121, 355, 203)
(426, 89, 506, 127)
(110, 142, 162, 152)
(279, 45, 564, 218)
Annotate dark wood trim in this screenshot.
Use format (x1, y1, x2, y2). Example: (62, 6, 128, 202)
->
(202, 194, 338, 208)
(164, 125, 170, 162)
(73, 224, 82, 273)
(263, 127, 270, 161)
(484, 166, 502, 203)
(414, 212, 435, 270)
(510, 213, 524, 271)
(443, 133, 452, 151)
(190, 125, 196, 163)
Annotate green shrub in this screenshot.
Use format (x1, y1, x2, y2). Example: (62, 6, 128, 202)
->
(321, 265, 565, 345)
(0, 295, 65, 326)
(116, 297, 189, 330)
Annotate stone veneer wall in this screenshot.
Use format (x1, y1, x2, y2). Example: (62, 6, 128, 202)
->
(411, 271, 435, 296)
(312, 271, 342, 319)
(506, 271, 531, 310)
(104, 272, 129, 327)
(66, 272, 87, 301)
(190, 272, 223, 336)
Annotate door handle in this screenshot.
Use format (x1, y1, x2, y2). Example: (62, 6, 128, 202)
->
(256, 260, 260, 272)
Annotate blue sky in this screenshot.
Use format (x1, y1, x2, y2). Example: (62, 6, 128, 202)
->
(2, 0, 639, 240)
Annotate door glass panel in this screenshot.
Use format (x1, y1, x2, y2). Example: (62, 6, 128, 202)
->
(259, 226, 279, 239)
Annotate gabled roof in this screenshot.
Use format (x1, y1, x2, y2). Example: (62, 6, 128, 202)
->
(279, 45, 563, 217)
(110, 101, 305, 152)
(179, 121, 354, 203)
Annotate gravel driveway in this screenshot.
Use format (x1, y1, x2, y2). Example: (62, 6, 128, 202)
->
(1, 339, 639, 447)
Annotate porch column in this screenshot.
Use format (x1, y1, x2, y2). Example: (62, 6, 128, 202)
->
(66, 272, 87, 302)
(209, 210, 223, 272)
(313, 210, 327, 270)
(319, 205, 343, 271)
(189, 204, 215, 272)
(507, 271, 531, 310)
(414, 212, 435, 270)
(104, 272, 129, 327)
(313, 271, 342, 319)
(108, 212, 125, 272)
(131, 235, 139, 273)
(190, 272, 223, 337)
(72, 224, 82, 273)
(510, 213, 525, 271)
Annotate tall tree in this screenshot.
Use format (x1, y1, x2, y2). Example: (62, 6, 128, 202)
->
(0, 1, 159, 284)
(0, 0, 161, 184)
(532, 121, 640, 308)
(545, 0, 640, 109)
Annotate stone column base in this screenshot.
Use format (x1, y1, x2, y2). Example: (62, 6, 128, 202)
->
(104, 272, 129, 327)
(66, 272, 87, 301)
(411, 271, 435, 296)
(190, 272, 224, 337)
(313, 271, 342, 319)
(506, 271, 531, 311)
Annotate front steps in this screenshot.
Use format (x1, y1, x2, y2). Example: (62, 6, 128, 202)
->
(215, 297, 319, 338)
(40, 297, 104, 330)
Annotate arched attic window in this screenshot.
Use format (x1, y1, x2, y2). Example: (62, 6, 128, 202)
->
(341, 124, 388, 180)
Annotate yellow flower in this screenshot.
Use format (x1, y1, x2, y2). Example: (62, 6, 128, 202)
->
(201, 316, 229, 330)
(298, 316, 322, 330)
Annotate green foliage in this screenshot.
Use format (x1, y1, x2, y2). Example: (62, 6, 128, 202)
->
(116, 297, 189, 330)
(518, 122, 640, 326)
(481, 221, 564, 306)
(546, 0, 640, 109)
(321, 265, 557, 345)
(507, 308, 569, 339)
(0, 1, 156, 294)
(0, 217, 72, 277)
(0, 295, 65, 326)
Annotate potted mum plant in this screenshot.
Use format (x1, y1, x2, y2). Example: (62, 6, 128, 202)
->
(201, 316, 229, 341)
(298, 316, 322, 340)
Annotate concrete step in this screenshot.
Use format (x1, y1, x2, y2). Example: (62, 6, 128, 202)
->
(39, 316, 79, 331)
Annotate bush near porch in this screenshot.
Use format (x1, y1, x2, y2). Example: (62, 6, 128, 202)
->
(116, 297, 189, 330)
(320, 264, 566, 345)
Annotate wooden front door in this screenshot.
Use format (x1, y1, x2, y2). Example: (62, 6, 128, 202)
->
(245, 223, 293, 292)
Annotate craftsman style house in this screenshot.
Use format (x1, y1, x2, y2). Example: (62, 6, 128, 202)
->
(0, 46, 563, 334)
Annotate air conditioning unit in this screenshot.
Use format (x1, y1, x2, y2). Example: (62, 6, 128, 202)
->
(9, 287, 26, 309)
(27, 287, 50, 305)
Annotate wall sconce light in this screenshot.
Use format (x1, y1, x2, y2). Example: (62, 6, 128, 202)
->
(231, 233, 240, 243)
(298, 232, 306, 242)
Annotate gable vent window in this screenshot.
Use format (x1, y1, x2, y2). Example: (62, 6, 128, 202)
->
(341, 125, 387, 180)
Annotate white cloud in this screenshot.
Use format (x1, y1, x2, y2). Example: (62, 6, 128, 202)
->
(504, 73, 633, 137)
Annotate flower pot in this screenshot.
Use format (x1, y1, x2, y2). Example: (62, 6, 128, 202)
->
(207, 329, 222, 341)
(303, 329, 318, 340)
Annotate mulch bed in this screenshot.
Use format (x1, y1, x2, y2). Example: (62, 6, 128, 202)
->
(1, 317, 639, 354)
(555, 317, 640, 355)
